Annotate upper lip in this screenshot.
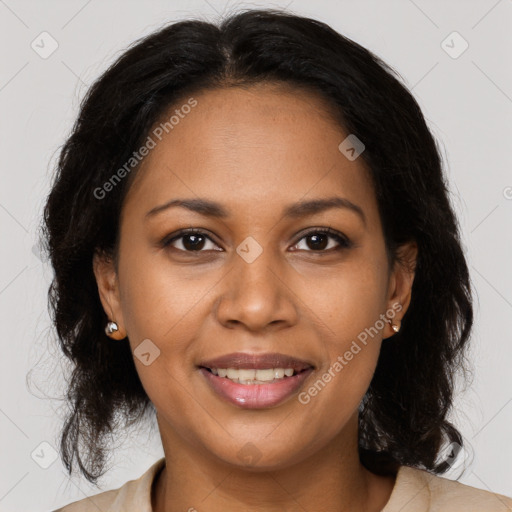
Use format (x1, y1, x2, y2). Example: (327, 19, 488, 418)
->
(198, 352, 314, 372)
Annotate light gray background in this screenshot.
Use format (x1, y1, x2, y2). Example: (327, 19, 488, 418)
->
(0, 0, 511, 510)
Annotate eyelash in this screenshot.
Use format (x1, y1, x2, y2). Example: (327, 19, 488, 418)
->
(161, 227, 352, 254)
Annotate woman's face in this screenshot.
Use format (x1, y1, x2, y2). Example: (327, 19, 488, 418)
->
(95, 83, 416, 469)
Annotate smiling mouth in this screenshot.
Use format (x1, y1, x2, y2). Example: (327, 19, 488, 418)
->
(200, 366, 308, 385)
(199, 365, 314, 409)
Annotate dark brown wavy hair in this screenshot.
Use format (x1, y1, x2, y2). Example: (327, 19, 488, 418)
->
(41, 8, 473, 484)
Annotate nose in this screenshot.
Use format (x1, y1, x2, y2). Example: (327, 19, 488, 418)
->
(213, 244, 299, 333)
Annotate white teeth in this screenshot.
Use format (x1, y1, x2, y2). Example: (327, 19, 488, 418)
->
(209, 367, 297, 384)
(255, 369, 275, 381)
(274, 368, 285, 379)
(226, 368, 239, 379)
(238, 369, 256, 381)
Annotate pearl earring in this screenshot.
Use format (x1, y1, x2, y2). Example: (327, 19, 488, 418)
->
(391, 323, 400, 333)
(105, 320, 126, 340)
(105, 321, 119, 336)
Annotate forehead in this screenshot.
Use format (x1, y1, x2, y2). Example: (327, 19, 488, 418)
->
(122, 84, 377, 225)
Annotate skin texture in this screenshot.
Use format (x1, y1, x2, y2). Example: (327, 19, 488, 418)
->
(94, 83, 417, 512)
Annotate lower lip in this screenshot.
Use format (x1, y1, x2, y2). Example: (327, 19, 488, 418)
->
(199, 367, 314, 409)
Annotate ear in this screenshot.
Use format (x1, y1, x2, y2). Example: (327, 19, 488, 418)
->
(92, 249, 126, 338)
(384, 240, 418, 338)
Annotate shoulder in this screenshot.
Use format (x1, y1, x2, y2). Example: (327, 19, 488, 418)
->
(52, 458, 165, 512)
(383, 465, 512, 512)
(426, 469, 512, 510)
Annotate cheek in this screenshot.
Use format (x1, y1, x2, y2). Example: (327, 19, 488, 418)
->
(117, 252, 202, 419)
(301, 255, 388, 337)
(117, 247, 217, 398)
(118, 246, 204, 343)
(300, 257, 388, 399)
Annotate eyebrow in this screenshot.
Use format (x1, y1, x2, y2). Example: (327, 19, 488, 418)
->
(145, 196, 366, 226)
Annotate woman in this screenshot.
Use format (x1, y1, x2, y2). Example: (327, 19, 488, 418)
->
(43, 8, 512, 512)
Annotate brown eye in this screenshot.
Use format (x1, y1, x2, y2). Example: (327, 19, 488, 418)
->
(292, 228, 351, 252)
(163, 229, 220, 252)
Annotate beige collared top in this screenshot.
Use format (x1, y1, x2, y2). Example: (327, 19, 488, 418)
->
(53, 457, 512, 511)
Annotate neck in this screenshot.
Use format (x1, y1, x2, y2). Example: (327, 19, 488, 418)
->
(151, 414, 395, 512)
